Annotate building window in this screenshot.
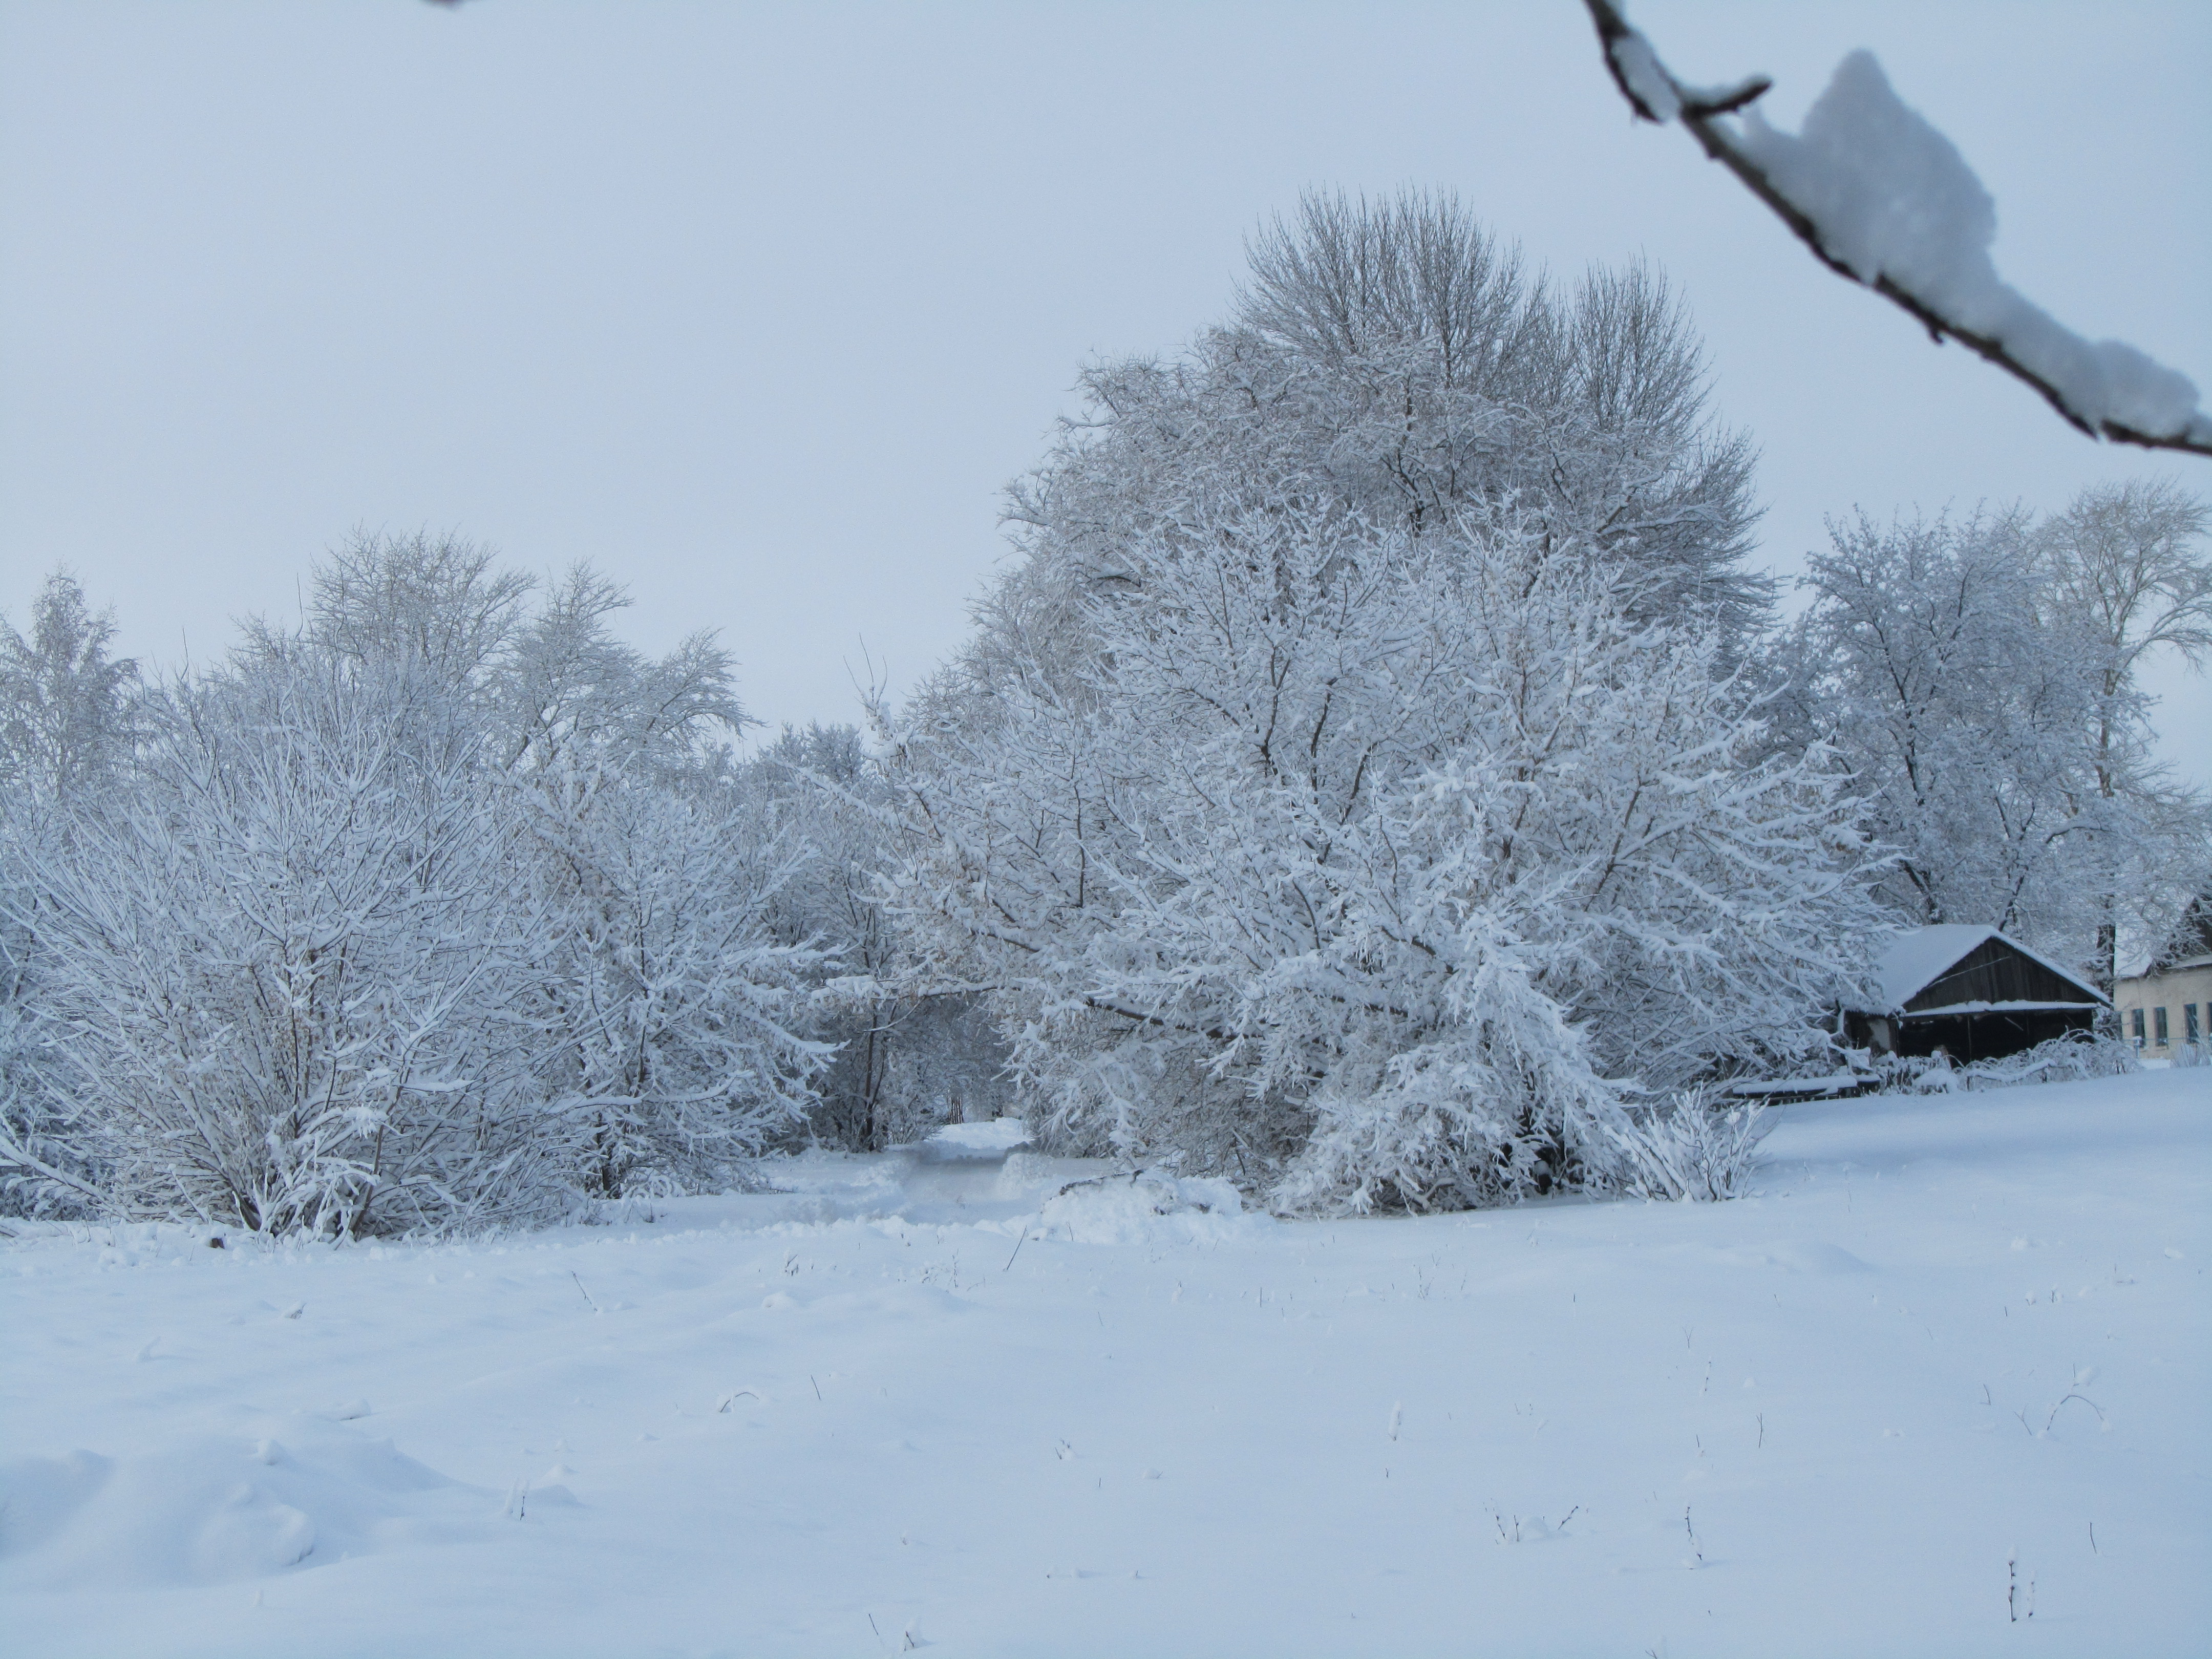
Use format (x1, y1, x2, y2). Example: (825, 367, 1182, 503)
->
(2190, 1003, 2203, 1046)
(2153, 1006, 2168, 1046)
(2132, 1007, 2146, 1046)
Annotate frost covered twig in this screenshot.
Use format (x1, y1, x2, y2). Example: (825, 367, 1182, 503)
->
(1583, 1, 2212, 458)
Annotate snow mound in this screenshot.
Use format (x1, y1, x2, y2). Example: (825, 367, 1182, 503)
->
(1031, 1168, 1257, 1246)
(0, 1411, 485, 1589)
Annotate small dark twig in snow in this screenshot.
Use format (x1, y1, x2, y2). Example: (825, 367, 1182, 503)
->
(2045, 1392, 2107, 1433)
(570, 1272, 600, 1313)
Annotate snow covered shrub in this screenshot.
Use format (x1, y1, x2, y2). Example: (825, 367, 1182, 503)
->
(494, 570, 831, 1194)
(9, 652, 546, 1235)
(515, 768, 830, 1197)
(1608, 1086, 1772, 1202)
(1868, 1031, 2139, 1095)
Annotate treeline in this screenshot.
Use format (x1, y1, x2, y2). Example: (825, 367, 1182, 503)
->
(3, 191, 2204, 1231)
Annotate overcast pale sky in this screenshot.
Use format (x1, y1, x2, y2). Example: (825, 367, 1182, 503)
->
(2, 1, 2207, 777)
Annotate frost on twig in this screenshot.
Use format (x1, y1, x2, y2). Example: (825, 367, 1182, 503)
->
(1582, 0, 2212, 458)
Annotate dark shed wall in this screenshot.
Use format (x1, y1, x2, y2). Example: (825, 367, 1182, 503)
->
(1904, 937, 2093, 1013)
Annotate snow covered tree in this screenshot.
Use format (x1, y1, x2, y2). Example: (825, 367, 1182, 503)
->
(6, 650, 543, 1234)
(2033, 480, 2212, 986)
(884, 496, 1879, 1211)
(490, 565, 828, 1195)
(865, 197, 1871, 1210)
(3, 538, 834, 1226)
(0, 570, 142, 802)
(1778, 508, 2097, 942)
(0, 570, 144, 1214)
(1783, 485, 2210, 986)
(1005, 189, 1772, 662)
(296, 528, 535, 692)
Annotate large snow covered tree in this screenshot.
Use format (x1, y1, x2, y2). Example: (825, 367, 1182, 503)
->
(870, 197, 1876, 1211)
(883, 495, 1879, 1212)
(1004, 189, 1773, 660)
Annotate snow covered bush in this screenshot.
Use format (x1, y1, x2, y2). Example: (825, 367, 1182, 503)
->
(1608, 1087, 1771, 1203)
(7, 650, 544, 1234)
(1867, 1031, 2139, 1096)
(0, 541, 834, 1231)
(515, 770, 829, 1197)
(493, 567, 832, 1196)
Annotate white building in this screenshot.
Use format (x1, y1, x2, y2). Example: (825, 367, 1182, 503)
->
(2115, 897, 2212, 1059)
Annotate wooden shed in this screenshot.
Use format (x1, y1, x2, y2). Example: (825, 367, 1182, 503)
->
(1844, 925, 2108, 1062)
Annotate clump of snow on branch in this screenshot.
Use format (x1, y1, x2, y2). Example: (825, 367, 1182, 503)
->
(1735, 52, 2209, 447)
(1584, 1, 2212, 455)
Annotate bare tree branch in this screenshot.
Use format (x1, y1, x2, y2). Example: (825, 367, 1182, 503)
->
(1582, 0, 2212, 460)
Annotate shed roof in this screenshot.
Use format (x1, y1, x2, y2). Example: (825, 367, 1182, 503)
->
(1873, 925, 2105, 1013)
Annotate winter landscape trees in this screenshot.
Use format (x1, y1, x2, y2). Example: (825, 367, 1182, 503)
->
(1776, 484, 2211, 991)
(0, 540, 830, 1228)
(2, 202, 2205, 1236)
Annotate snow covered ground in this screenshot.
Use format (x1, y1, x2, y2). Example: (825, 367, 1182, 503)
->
(3, 1071, 2205, 1657)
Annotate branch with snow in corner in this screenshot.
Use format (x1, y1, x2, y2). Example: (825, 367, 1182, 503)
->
(1581, 1, 2212, 459)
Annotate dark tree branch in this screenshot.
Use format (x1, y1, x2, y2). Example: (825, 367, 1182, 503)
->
(1581, 0, 2212, 460)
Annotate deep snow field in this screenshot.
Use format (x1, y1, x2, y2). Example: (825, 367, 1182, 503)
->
(3, 1071, 2206, 1658)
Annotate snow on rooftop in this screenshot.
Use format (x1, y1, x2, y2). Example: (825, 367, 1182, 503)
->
(1872, 924, 2105, 1012)
(1874, 924, 2001, 1010)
